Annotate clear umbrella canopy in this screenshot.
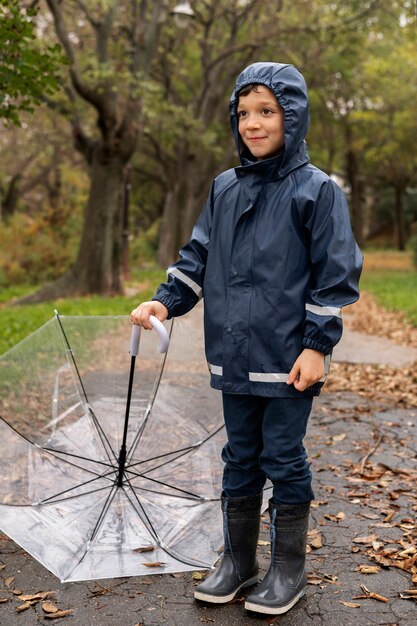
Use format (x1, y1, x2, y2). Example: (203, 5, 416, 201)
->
(0, 305, 272, 583)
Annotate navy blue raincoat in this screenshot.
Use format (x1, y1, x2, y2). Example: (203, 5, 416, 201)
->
(154, 62, 362, 398)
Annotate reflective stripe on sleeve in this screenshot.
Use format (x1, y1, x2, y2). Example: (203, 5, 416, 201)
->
(208, 363, 223, 376)
(305, 303, 342, 318)
(167, 267, 203, 299)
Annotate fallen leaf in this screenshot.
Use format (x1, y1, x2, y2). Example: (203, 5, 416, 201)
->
(400, 589, 417, 596)
(44, 609, 74, 619)
(352, 534, 378, 545)
(143, 562, 165, 568)
(192, 572, 205, 580)
(16, 603, 31, 612)
(42, 601, 59, 614)
(0, 598, 9, 604)
(257, 540, 269, 546)
(340, 601, 361, 608)
(332, 433, 347, 442)
(20, 592, 54, 602)
(4, 576, 15, 586)
(325, 512, 345, 523)
(357, 565, 381, 574)
(353, 584, 389, 603)
(133, 546, 155, 553)
(308, 529, 323, 549)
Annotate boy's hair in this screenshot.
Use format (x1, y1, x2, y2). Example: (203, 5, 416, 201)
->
(238, 83, 263, 98)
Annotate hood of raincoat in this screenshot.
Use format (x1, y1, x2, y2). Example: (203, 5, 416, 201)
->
(229, 62, 310, 177)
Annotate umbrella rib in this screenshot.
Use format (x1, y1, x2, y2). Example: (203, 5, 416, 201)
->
(125, 479, 218, 570)
(125, 471, 205, 500)
(128, 423, 225, 474)
(157, 545, 215, 570)
(39, 483, 113, 505)
(122, 480, 160, 544)
(89, 483, 119, 542)
(61, 483, 120, 580)
(127, 444, 196, 469)
(42, 446, 114, 468)
(54, 312, 117, 464)
(87, 406, 118, 464)
(129, 484, 207, 501)
(39, 469, 116, 504)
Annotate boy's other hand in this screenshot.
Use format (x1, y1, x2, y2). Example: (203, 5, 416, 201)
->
(287, 349, 325, 392)
(130, 301, 168, 330)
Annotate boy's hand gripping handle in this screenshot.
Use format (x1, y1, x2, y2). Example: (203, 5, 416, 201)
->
(130, 315, 169, 356)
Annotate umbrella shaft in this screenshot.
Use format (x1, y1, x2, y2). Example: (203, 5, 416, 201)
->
(117, 445, 127, 487)
(118, 355, 136, 486)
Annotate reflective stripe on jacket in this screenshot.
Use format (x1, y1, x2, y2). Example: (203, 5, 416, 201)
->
(154, 62, 363, 398)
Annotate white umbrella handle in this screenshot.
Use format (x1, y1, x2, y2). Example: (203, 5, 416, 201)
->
(130, 316, 169, 356)
(130, 324, 141, 356)
(149, 315, 170, 353)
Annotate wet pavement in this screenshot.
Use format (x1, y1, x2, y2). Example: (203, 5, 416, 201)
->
(1, 320, 417, 626)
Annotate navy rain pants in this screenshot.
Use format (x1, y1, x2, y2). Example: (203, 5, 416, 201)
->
(221, 394, 314, 504)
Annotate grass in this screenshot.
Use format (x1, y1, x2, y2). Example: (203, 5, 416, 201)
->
(0, 268, 165, 356)
(361, 249, 417, 326)
(1, 252, 416, 355)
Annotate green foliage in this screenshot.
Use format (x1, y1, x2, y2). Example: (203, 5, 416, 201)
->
(129, 220, 161, 265)
(0, 1, 67, 125)
(0, 210, 79, 287)
(0, 268, 165, 355)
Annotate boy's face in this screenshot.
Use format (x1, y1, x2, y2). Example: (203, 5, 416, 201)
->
(237, 85, 284, 160)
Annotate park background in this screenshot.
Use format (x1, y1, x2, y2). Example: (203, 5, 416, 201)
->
(0, 0, 417, 354)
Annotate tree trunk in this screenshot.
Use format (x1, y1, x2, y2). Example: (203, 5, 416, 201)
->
(157, 181, 182, 268)
(73, 146, 124, 293)
(394, 184, 406, 251)
(1, 174, 22, 220)
(157, 155, 215, 267)
(18, 145, 125, 304)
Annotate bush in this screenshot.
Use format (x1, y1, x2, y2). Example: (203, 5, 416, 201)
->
(0, 212, 77, 287)
(129, 219, 160, 265)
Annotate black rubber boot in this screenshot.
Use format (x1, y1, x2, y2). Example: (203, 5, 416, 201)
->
(244, 500, 310, 615)
(194, 493, 262, 604)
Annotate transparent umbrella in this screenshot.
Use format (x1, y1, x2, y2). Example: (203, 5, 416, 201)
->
(0, 305, 272, 583)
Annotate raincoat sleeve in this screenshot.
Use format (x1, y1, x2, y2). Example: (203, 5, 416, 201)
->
(152, 184, 214, 319)
(302, 179, 363, 355)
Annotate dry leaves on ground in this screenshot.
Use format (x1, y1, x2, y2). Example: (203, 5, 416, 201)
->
(345, 292, 417, 348)
(0, 586, 74, 619)
(327, 292, 417, 407)
(325, 361, 417, 408)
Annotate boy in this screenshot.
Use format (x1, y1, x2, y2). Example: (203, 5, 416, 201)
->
(131, 62, 362, 616)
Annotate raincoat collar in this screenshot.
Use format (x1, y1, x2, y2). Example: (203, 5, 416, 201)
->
(230, 62, 310, 181)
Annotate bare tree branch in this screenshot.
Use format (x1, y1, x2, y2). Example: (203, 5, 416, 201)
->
(46, 0, 106, 111)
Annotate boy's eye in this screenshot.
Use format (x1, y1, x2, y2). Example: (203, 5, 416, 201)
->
(261, 108, 273, 115)
(237, 111, 247, 119)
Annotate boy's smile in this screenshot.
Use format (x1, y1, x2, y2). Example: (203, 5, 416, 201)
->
(237, 85, 285, 161)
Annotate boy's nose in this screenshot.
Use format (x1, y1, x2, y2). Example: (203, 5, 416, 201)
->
(246, 115, 261, 129)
